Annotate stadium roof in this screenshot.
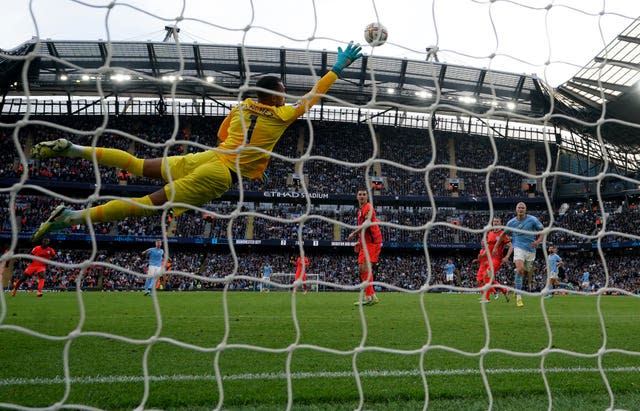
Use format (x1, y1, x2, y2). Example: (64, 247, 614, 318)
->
(0, 38, 548, 117)
(1, 28, 639, 152)
(554, 17, 640, 152)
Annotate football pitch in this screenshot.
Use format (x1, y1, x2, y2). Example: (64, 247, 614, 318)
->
(1, 291, 639, 410)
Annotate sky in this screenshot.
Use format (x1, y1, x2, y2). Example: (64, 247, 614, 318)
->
(2, 0, 640, 87)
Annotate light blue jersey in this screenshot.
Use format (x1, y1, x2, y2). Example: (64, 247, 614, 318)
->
(548, 253, 562, 273)
(506, 214, 544, 252)
(146, 247, 164, 267)
(444, 263, 456, 276)
(582, 271, 590, 283)
(263, 264, 273, 278)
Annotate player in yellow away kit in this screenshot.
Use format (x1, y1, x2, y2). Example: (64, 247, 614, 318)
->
(30, 42, 362, 241)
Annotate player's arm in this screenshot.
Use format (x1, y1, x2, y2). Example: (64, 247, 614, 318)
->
(217, 108, 234, 142)
(502, 242, 513, 262)
(531, 218, 545, 248)
(531, 234, 544, 248)
(290, 42, 362, 119)
(492, 234, 504, 257)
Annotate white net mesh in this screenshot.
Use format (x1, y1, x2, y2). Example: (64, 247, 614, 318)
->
(1, 1, 640, 410)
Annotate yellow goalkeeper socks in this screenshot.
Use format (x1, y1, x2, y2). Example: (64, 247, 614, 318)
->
(75, 195, 156, 224)
(76, 146, 145, 176)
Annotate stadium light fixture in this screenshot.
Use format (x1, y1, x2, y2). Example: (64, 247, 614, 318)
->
(111, 74, 131, 82)
(81, 75, 90, 81)
(507, 102, 516, 110)
(459, 96, 476, 104)
(59, 74, 68, 81)
(206, 76, 215, 83)
(386, 88, 395, 94)
(415, 90, 431, 99)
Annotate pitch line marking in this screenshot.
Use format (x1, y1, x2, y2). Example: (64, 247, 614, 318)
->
(1, 366, 639, 386)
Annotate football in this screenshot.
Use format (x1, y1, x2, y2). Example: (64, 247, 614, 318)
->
(364, 22, 388, 47)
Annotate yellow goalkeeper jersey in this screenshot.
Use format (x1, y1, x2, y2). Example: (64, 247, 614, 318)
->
(216, 71, 338, 180)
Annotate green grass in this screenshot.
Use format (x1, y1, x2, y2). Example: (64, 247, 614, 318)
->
(1, 291, 639, 410)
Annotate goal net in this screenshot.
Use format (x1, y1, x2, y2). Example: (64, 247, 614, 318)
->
(1, 1, 640, 410)
(268, 272, 324, 292)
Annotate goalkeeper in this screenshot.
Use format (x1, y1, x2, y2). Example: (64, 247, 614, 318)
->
(30, 42, 363, 241)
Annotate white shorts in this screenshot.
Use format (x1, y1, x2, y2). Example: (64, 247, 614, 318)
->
(581, 281, 590, 289)
(446, 273, 454, 282)
(549, 271, 559, 280)
(148, 265, 162, 277)
(513, 248, 536, 263)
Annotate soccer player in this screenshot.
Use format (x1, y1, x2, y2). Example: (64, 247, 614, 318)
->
(444, 258, 456, 289)
(261, 263, 273, 292)
(581, 269, 590, 292)
(545, 244, 563, 298)
(348, 189, 382, 306)
(505, 202, 544, 307)
(29, 42, 363, 242)
(474, 216, 513, 303)
(293, 255, 310, 293)
(12, 238, 56, 298)
(142, 240, 164, 295)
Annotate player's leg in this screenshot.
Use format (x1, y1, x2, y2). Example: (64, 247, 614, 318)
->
(483, 269, 495, 302)
(12, 270, 31, 297)
(32, 189, 166, 242)
(35, 270, 46, 297)
(294, 270, 302, 293)
(354, 263, 372, 305)
(476, 261, 489, 302)
(31, 139, 151, 176)
(145, 266, 161, 295)
(32, 153, 232, 241)
(302, 272, 308, 293)
(360, 263, 374, 297)
(370, 262, 380, 304)
(484, 259, 500, 301)
(513, 250, 526, 307)
(365, 244, 381, 304)
(545, 274, 557, 298)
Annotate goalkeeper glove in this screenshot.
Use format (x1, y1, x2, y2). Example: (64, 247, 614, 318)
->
(331, 42, 363, 76)
(260, 171, 270, 184)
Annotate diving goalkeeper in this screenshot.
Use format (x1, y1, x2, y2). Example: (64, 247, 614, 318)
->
(30, 42, 363, 241)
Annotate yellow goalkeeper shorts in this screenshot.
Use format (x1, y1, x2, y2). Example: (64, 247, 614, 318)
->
(160, 150, 234, 215)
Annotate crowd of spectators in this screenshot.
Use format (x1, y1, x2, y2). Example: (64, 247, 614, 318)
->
(2, 116, 558, 198)
(3, 193, 638, 248)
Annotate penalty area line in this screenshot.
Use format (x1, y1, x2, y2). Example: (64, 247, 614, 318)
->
(1, 366, 639, 386)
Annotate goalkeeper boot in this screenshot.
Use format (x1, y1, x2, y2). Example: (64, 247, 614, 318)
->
(516, 296, 524, 308)
(368, 295, 380, 305)
(31, 205, 73, 242)
(31, 138, 72, 159)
